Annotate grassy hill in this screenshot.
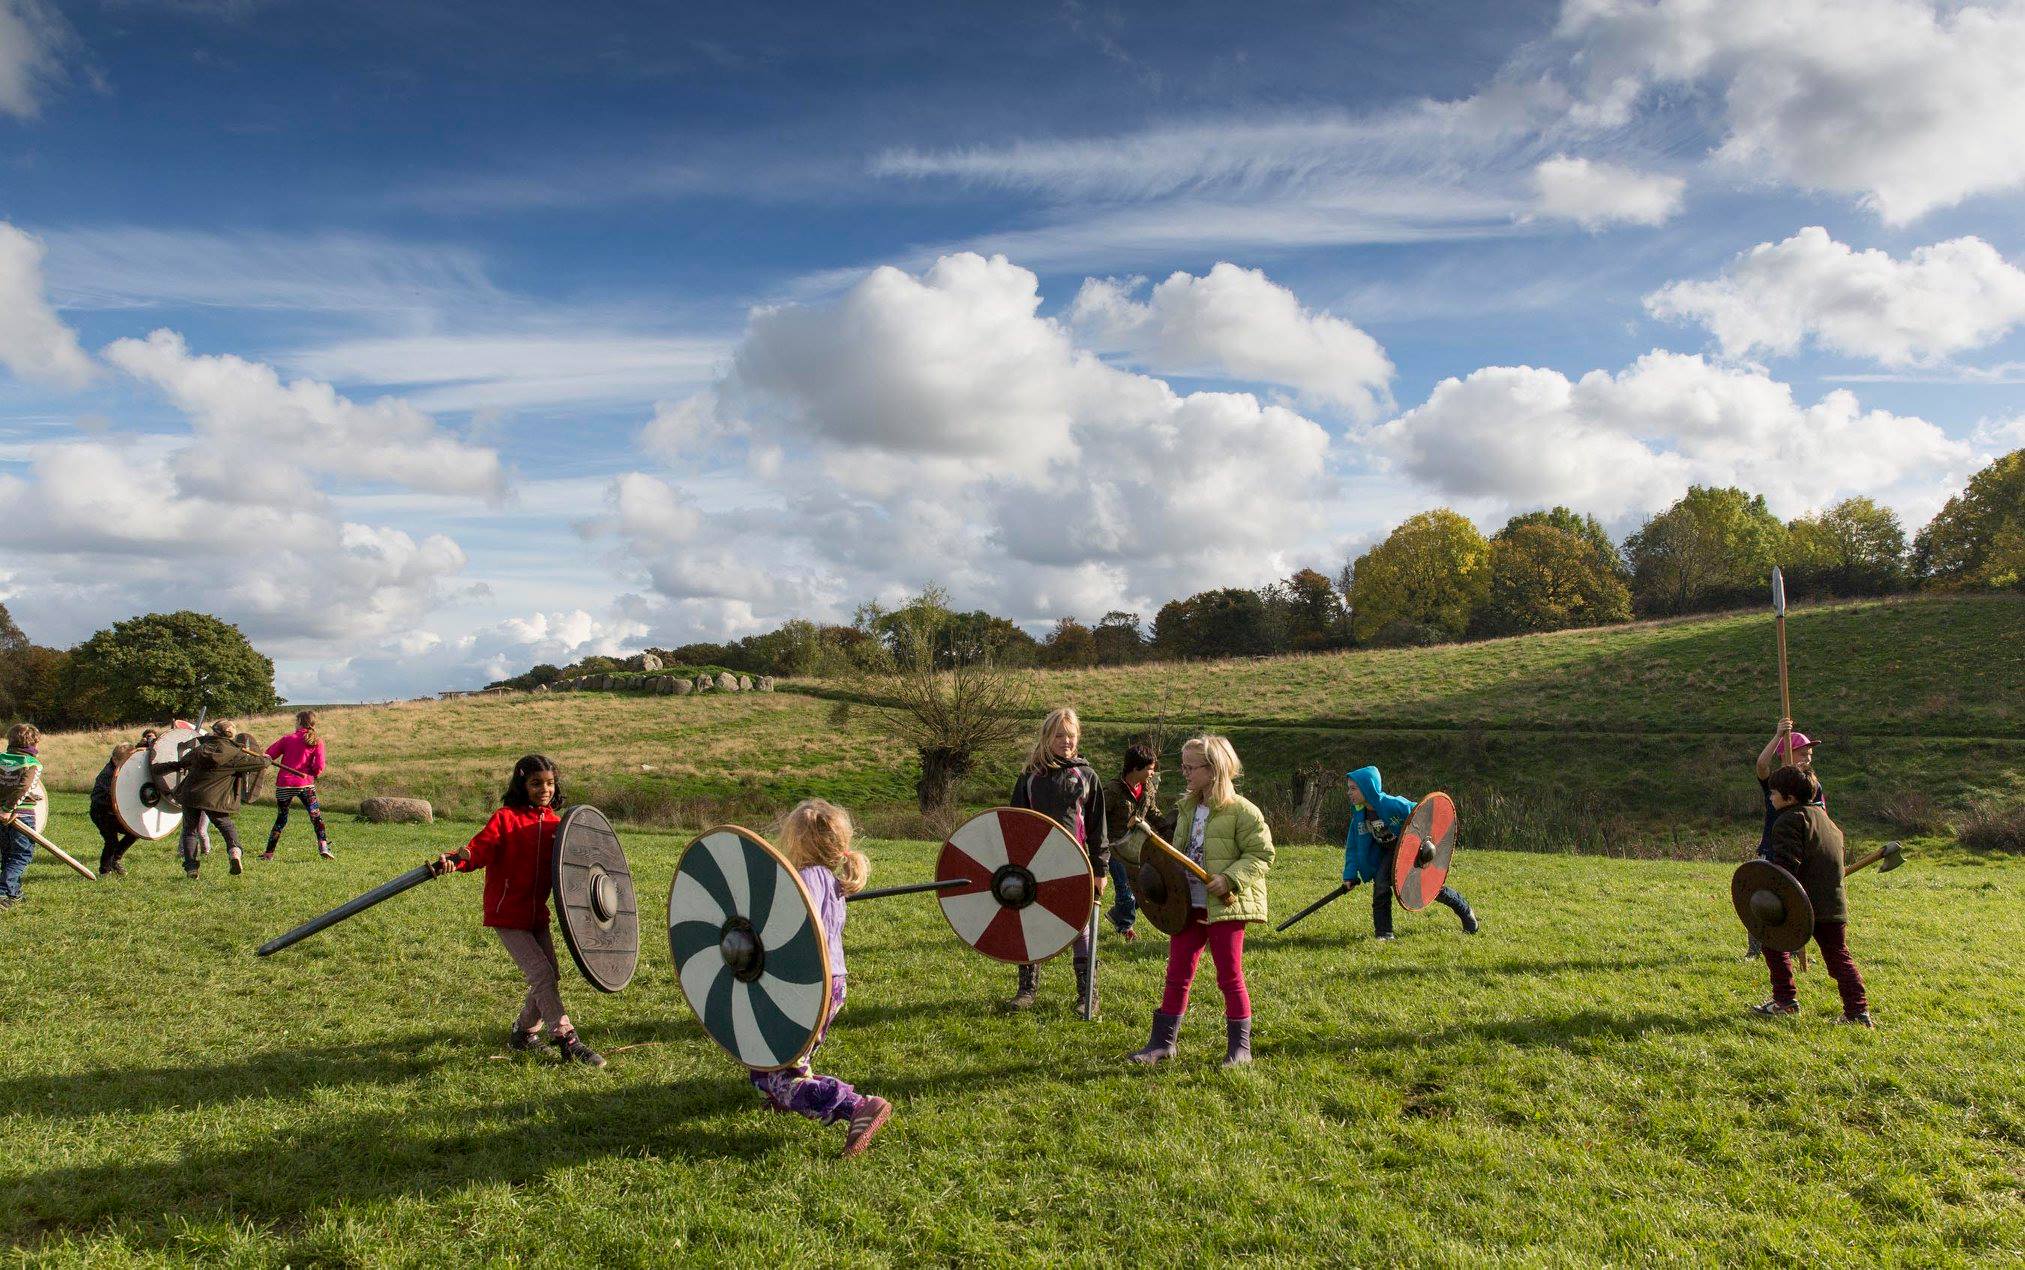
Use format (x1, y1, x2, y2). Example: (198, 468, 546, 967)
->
(36, 594, 2024, 856)
(1, 800, 2016, 1263)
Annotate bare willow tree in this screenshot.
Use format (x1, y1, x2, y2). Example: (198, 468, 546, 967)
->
(853, 587, 1032, 821)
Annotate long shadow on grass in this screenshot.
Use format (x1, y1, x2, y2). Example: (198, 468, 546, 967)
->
(6, 1076, 789, 1251)
(0, 1020, 692, 1122)
(1270, 1007, 1735, 1060)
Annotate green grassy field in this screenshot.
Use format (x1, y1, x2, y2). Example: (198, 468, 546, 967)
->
(3, 792, 2018, 1265)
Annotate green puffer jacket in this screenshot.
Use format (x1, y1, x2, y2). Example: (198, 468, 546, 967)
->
(1169, 792, 1274, 925)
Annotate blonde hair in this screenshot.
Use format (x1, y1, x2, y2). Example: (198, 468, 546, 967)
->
(296, 710, 320, 748)
(1183, 734, 1242, 809)
(6, 723, 38, 750)
(778, 798, 869, 894)
(1025, 706, 1082, 773)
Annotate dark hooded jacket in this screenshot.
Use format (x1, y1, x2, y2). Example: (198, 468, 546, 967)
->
(158, 734, 270, 816)
(1012, 757, 1109, 876)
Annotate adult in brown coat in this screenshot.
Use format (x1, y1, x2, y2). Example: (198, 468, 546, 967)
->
(1752, 765, 1872, 1026)
(155, 724, 270, 878)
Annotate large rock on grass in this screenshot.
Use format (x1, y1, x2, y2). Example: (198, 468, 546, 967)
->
(673, 678, 693, 696)
(756, 675, 775, 692)
(358, 796, 434, 825)
(716, 671, 740, 692)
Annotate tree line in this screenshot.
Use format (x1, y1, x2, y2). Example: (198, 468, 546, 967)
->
(498, 447, 2024, 685)
(0, 610, 280, 731)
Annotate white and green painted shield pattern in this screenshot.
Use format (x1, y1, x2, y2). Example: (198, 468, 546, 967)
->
(667, 826, 833, 1071)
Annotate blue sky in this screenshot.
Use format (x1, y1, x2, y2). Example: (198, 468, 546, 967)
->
(2, 0, 2022, 701)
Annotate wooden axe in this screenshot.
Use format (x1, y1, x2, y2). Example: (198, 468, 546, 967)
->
(1845, 840, 1906, 878)
(1134, 820, 1234, 906)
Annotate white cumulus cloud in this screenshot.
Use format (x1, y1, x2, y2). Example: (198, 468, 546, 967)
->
(0, 222, 92, 387)
(104, 329, 508, 504)
(298, 608, 650, 701)
(1645, 227, 2025, 367)
(1374, 350, 1974, 524)
(1529, 155, 1684, 228)
(1067, 263, 1394, 418)
(0, 0, 64, 119)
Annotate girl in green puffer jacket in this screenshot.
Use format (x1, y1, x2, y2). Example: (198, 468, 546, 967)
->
(1128, 734, 1274, 1069)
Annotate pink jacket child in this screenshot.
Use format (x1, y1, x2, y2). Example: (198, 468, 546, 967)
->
(265, 728, 326, 789)
(262, 710, 332, 860)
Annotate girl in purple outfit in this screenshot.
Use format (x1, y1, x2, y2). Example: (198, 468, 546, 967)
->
(750, 799, 892, 1158)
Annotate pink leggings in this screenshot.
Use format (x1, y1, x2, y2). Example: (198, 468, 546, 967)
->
(1160, 912, 1251, 1020)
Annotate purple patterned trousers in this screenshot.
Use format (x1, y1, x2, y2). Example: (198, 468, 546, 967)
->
(749, 980, 861, 1124)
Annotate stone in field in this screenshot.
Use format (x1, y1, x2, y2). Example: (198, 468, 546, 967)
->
(640, 652, 663, 671)
(756, 676, 774, 692)
(716, 672, 740, 691)
(674, 678, 693, 696)
(736, 675, 752, 691)
(358, 796, 434, 824)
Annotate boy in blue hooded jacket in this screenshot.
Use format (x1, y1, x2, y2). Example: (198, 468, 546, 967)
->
(1344, 766, 1478, 939)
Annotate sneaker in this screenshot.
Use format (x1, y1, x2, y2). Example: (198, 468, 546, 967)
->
(1839, 1011, 1876, 1028)
(229, 850, 244, 876)
(103, 860, 127, 878)
(841, 1095, 892, 1158)
(318, 844, 334, 860)
(0, 895, 15, 911)
(553, 1032, 607, 1068)
(1750, 999, 1800, 1017)
(260, 850, 276, 862)
(184, 865, 200, 879)
(507, 1027, 542, 1052)
(1460, 909, 1480, 935)
(1118, 927, 1139, 943)
(1373, 932, 1396, 943)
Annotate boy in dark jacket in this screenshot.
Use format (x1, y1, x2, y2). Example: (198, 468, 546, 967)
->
(90, 742, 140, 876)
(1100, 743, 1174, 942)
(1753, 765, 1872, 1026)
(155, 724, 271, 878)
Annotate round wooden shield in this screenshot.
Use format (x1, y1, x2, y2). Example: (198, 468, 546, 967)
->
(147, 726, 200, 807)
(1732, 860, 1814, 953)
(551, 805, 638, 993)
(667, 825, 832, 1072)
(112, 750, 182, 840)
(1134, 849, 1193, 936)
(934, 807, 1094, 963)
(1392, 791, 1458, 912)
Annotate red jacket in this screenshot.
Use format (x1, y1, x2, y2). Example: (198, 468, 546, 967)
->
(456, 804, 559, 929)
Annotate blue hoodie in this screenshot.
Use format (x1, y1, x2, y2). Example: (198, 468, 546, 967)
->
(1343, 765, 1415, 884)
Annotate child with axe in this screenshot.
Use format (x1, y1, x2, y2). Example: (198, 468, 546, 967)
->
(1753, 765, 1873, 1027)
(152, 722, 271, 878)
(0, 723, 46, 908)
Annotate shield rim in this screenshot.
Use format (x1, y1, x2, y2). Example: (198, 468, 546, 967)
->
(550, 803, 638, 994)
(1135, 848, 1193, 936)
(111, 750, 182, 840)
(666, 823, 833, 1072)
(1731, 859, 1814, 952)
(932, 806, 1094, 964)
(1392, 791, 1458, 911)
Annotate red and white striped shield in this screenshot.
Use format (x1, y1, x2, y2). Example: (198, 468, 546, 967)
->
(934, 807, 1093, 964)
(1392, 791, 1459, 911)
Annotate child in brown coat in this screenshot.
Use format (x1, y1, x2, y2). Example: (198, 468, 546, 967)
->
(1752, 765, 1873, 1027)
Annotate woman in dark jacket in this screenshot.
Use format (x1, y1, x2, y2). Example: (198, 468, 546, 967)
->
(1007, 706, 1107, 1012)
(156, 723, 271, 878)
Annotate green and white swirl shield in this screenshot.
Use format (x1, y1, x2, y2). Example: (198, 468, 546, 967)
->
(667, 825, 833, 1071)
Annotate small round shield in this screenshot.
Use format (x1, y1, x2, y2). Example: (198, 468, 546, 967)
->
(934, 807, 1094, 963)
(1732, 860, 1814, 953)
(667, 825, 833, 1072)
(1392, 791, 1458, 911)
(147, 726, 200, 807)
(1134, 848, 1193, 936)
(112, 750, 182, 840)
(550, 805, 637, 993)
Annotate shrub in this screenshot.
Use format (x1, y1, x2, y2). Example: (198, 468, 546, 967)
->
(1956, 800, 2025, 853)
(1873, 791, 1950, 836)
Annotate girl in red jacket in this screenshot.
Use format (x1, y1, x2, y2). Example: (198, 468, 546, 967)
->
(432, 755, 605, 1067)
